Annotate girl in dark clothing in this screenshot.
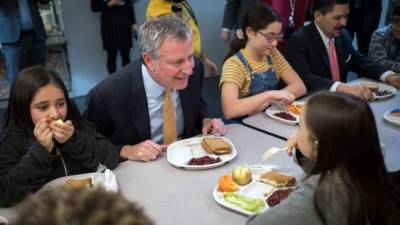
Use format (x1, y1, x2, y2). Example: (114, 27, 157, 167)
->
(91, 0, 137, 74)
(0, 66, 120, 207)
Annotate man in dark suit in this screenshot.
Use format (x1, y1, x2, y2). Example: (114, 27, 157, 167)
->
(0, 0, 49, 81)
(285, 0, 400, 101)
(85, 16, 226, 162)
(346, 0, 382, 55)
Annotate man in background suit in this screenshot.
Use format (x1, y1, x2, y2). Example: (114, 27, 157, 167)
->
(285, 0, 400, 101)
(0, 0, 49, 81)
(85, 16, 226, 162)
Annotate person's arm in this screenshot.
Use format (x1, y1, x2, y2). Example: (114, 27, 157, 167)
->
(220, 58, 295, 119)
(273, 50, 307, 98)
(369, 30, 400, 73)
(285, 32, 336, 91)
(247, 176, 324, 225)
(58, 125, 120, 170)
(0, 132, 57, 207)
(280, 67, 307, 98)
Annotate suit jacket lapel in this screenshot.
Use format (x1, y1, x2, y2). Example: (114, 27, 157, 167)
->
(127, 63, 151, 141)
(334, 36, 347, 81)
(309, 23, 331, 75)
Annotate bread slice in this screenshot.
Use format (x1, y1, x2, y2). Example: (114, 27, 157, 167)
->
(365, 83, 379, 92)
(259, 171, 296, 187)
(64, 178, 92, 188)
(201, 138, 232, 154)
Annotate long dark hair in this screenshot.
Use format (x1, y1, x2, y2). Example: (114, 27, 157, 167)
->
(4, 66, 82, 137)
(304, 92, 400, 225)
(224, 4, 281, 62)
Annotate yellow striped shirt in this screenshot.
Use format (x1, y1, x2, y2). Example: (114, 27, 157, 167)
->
(220, 48, 292, 97)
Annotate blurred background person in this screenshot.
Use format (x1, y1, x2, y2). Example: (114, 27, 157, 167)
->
(91, 0, 137, 74)
(220, 0, 258, 43)
(146, 0, 218, 75)
(369, 4, 400, 73)
(0, 0, 50, 82)
(260, 0, 311, 52)
(345, 0, 382, 55)
(220, 5, 306, 121)
(385, 0, 400, 25)
(12, 187, 154, 225)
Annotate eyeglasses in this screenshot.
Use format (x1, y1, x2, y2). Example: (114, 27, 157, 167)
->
(257, 32, 284, 43)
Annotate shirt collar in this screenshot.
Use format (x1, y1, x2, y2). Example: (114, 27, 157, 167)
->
(141, 64, 166, 99)
(314, 21, 333, 49)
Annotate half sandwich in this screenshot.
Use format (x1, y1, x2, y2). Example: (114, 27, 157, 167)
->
(259, 171, 296, 188)
(201, 137, 232, 154)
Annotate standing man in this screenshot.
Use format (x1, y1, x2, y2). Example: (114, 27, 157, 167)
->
(84, 16, 226, 162)
(345, 0, 382, 55)
(285, 0, 400, 101)
(0, 0, 49, 81)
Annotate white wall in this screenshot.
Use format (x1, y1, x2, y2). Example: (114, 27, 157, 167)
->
(61, 0, 229, 97)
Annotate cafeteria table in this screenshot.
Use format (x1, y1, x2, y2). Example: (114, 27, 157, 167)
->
(0, 124, 303, 225)
(242, 78, 400, 171)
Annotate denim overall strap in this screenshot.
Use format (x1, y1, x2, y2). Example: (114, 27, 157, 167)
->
(235, 52, 280, 96)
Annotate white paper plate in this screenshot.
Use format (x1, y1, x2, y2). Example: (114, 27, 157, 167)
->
(383, 108, 400, 127)
(371, 83, 397, 100)
(213, 166, 296, 216)
(265, 102, 303, 125)
(167, 136, 237, 169)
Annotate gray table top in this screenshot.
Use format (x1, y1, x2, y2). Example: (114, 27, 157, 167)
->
(0, 124, 302, 225)
(242, 78, 400, 171)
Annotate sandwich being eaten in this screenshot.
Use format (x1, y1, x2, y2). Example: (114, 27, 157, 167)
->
(259, 171, 296, 188)
(201, 137, 232, 154)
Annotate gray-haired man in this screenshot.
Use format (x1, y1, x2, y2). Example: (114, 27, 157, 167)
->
(85, 16, 225, 162)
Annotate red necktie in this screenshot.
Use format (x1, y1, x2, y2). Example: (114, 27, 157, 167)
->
(328, 39, 340, 81)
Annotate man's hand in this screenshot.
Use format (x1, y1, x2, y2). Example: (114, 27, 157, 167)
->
(336, 83, 374, 101)
(202, 118, 226, 136)
(386, 74, 400, 88)
(120, 140, 166, 162)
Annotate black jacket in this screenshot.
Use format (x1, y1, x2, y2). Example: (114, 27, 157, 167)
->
(284, 22, 387, 91)
(84, 58, 209, 145)
(91, 0, 136, 50)
(0, 125, 120, 207)
(0, 0, 50, 44)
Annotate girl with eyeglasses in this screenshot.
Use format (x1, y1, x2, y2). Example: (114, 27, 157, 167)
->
(220, 5, 306, 122)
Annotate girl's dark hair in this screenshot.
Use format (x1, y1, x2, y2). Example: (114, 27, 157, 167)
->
(4, 65, 82, 137)
(224, 4, 281, 62)
(304, 92, 400, 225)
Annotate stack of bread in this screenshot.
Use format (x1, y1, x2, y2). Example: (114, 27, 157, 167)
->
(201, 138, 232, 154)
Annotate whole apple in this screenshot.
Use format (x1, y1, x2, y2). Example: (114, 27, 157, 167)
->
(232, 165, 252, 185)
